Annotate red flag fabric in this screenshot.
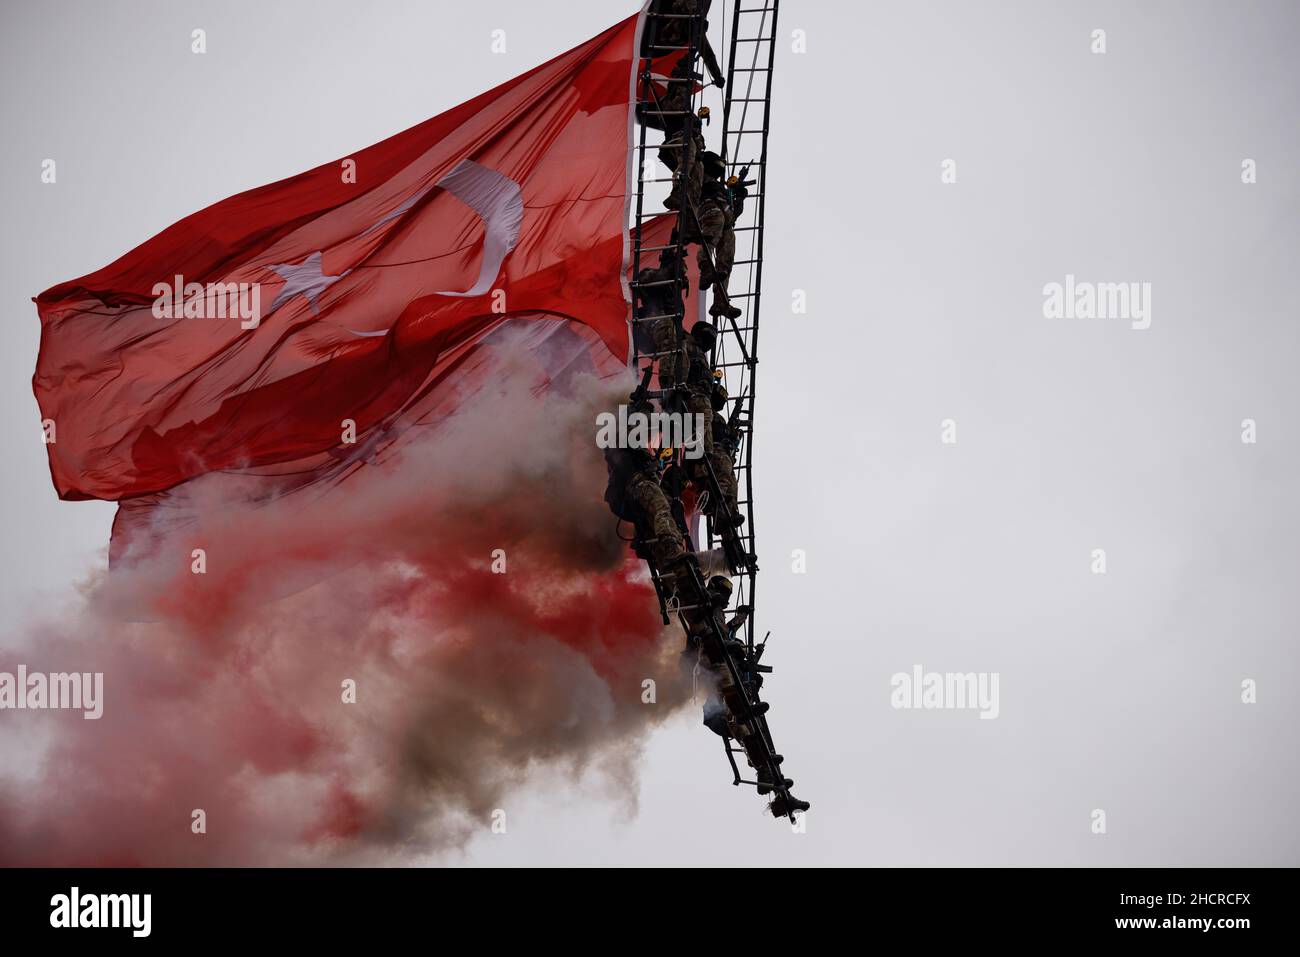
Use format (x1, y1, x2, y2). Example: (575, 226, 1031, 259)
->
(105, 212, 696, 570)
(34, 12, 647, 503)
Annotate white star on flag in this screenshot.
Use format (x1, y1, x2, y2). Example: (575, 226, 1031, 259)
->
(265, 251, 350, 315)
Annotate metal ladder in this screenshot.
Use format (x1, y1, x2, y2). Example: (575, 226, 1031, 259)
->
(708, 0, 780, 657)
(626, 1, 801, 821)
(628, 0, 782, 657)
(627, 6, 706, 344)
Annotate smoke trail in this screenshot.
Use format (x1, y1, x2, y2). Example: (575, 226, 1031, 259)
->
(0, 334, 692, 865)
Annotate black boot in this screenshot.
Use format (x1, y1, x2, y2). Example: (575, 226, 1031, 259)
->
(662, 551, 700, 581)
(769, 794, 811, 817)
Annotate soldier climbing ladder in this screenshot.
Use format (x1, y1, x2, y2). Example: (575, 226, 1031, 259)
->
(619, 0, 806, 821)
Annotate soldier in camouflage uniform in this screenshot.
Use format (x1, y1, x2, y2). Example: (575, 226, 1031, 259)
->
(642, 0, 725, 89)
(708, 371, 741, 526)
(626, 463, 686, 570)
(633, 247, 686, 388)
(680, 321, 718, 473)
(663, 106, 708, 214)
(697, 159, 753, 321)
(604, 410, 686, 571)
(680, 323, 740, 531)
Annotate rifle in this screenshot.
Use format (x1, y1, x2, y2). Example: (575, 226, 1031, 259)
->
(629, 362, 655, 408)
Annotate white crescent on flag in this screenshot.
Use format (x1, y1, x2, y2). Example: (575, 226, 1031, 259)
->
(346, 159, 525, 336)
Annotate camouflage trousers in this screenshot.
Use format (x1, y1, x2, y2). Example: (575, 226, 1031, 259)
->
(658, 0, 703, 46)
(697, 205, 736, 311)
(649, 317, 682, 387)
(662, 132, 703, 214)
(710, 446, 739, 519)
(628, 472, 685, 569)
(685, 391, 739, 519)
(685, 390, 715, 462)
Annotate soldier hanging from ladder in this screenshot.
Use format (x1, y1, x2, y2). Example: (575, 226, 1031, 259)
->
(603, 0, 808, 820)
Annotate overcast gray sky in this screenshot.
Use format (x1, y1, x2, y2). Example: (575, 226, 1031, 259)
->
(2, 0, 1298, 866)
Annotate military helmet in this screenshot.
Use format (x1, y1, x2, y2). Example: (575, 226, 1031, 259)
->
(700, 151, 726, 180)
(707, 576, 733, 604)
(690, 322, 717, 349)
(711, 380, 729, 412)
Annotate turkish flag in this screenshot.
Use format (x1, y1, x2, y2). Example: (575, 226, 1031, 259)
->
(102, 213, 693, 569)
(34, 12, 649, 505)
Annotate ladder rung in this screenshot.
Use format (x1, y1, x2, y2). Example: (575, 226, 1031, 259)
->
(637, 209, 679, 219)
(624, 10, 783, 758)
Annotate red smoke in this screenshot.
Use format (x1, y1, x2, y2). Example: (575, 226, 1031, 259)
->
(0, 338, 691, 865)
